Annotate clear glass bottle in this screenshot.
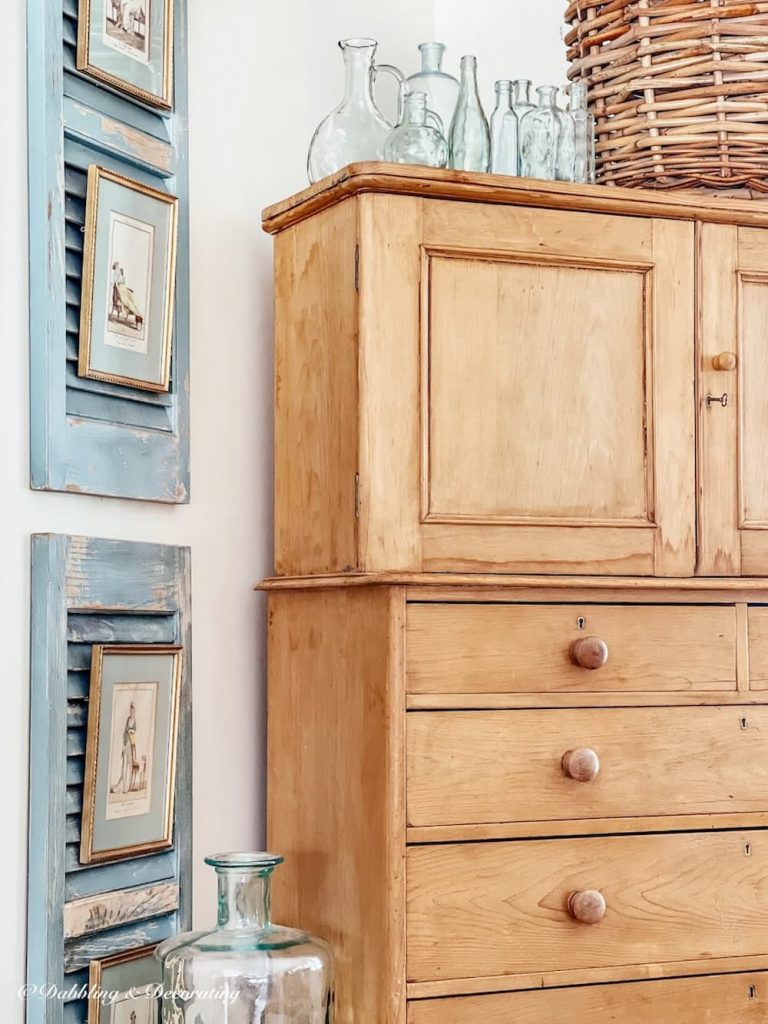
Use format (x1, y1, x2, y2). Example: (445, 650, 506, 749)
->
(307, 38, 405, 184)
(511, 79, 535, 176)
(569, 80, 596, 184)
(385, 91, 448, 168)
(156, 853, 334, 1022)
(490, 80, 518, 175)
(520, 85, 562, 181)
(449, 55, 490, 172)
(407, 42, 459, 139)
(556, 87, 576, 182)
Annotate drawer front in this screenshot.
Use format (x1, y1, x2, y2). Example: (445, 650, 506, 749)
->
(407, 706, 768, 828)
(407, 832, 768, 983)
(406, 603, 737, 694)
(407, 971, 768, 1024)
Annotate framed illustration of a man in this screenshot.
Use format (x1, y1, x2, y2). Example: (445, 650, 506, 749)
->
(78, 166, 178, 393)
(81, 645, 182, 864)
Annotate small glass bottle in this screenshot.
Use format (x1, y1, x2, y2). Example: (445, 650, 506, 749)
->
(385, 91, 448, 168)
(520, 85, 562, 181)
(490, 80, 518, 175)
(556, 86, 576, 182)
(156, 853, 334, 1022)
(511, 79, 535, 176)
(449, 55, 491, 172)
(407, 42, 460, 139)
(569, 80, 596, 184)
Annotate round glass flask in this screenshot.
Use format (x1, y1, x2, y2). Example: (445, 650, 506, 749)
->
(156, 853, 334, 1023)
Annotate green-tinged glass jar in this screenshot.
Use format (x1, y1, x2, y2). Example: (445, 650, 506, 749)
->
(156, 853, 333, 1023)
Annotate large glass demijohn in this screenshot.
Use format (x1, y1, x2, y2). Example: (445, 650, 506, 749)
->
(156, 853, 334, 1022)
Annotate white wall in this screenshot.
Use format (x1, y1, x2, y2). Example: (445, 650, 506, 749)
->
(2, 0, 566, 1017)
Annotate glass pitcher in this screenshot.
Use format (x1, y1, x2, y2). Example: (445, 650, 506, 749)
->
(384, 91, 448, 168)
(307, 38, 405, 184)
(156, 853, 334, 1022)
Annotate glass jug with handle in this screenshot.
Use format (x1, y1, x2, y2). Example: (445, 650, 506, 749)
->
(307, 38, 405, 183)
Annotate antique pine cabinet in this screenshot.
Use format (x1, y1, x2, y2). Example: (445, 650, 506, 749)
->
(261, 165, 768, 1024)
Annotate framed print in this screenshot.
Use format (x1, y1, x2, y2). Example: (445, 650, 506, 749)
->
(88, 945, 160, 1024)
(79, 166, 178, 393)
(77, 0, 173, 110)
(81, 645, 182, 864)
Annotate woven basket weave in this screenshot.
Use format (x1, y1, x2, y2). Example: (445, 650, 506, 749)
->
(564, 0, 768, 190)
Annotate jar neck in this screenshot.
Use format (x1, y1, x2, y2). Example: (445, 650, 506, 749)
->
(570, 81, 588, 110)
(403, 92, 428, 126)
(513, 79, 532, 105)
(340, 39, 377, 108)
(215, 867, 273, 931)
(419, 41, 445, 72)
(459, 56, 480, 99)
(536, 85, 558, 109)
(495, 80, 513, 110)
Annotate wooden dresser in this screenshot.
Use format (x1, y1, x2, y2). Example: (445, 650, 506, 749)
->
(261, 165, 768, 1023)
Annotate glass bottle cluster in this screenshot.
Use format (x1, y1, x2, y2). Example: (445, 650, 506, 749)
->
(307, 38, 596, 185)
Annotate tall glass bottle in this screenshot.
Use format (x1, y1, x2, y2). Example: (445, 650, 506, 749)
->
(307, 38, 405, 184)
(449, 55, 490, 172)
(556, 86, 576, 182)
(407, 42, 460, 139)
(511, 79, 535, 176)
(570, 80, 596, 183)
(490, 80, 518, 175)
(384, 91, 448, 167)
(520, 85, 562, 181)
(156, 853, 334, 1022)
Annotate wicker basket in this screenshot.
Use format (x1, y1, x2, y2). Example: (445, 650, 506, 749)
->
(564, 0, 768, 190)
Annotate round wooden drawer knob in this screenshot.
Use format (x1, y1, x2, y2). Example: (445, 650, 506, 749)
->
(568, 890, 606, 925)
(713, 351, 737, 371)
(562, 747, 600, 782)
(570, 636, 609, 670)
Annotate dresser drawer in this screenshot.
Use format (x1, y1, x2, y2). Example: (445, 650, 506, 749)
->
(406, 603, 737, 694)
(407, 831, 768, 984)
(407, 706, 768, 829)
(407, 971, 768, 1024)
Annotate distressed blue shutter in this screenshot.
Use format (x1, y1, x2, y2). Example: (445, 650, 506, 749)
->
(29, 0, 190, 502)
(28, 536, 192, 1024)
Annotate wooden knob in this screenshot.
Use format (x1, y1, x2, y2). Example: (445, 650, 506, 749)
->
(570, 636, 609, 670)
(567, 890, 606, 925)
(713, 352, 737, 371)
(562, 747, 600, 782)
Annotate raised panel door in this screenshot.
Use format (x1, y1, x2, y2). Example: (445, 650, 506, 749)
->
(699, 225, 768, 575)
(359, 196, 696, 576)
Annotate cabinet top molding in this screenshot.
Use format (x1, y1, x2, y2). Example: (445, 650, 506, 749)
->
(262, 162, 768, 234)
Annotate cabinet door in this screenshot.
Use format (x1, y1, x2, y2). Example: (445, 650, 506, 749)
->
(699, 225, 768, 575)
(359, 197, 696, 576)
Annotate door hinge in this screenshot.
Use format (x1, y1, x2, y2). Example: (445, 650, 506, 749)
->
(354, 472, 361, 519)
(354, 245, 360, 291)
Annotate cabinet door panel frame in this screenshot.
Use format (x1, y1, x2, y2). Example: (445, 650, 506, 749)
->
(420, 245, 657, 529)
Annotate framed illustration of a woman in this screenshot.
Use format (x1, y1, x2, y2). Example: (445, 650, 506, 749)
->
(81, 645, 182, 864)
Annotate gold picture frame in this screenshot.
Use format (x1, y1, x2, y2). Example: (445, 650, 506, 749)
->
(88, 944, 160, 1024)
(77, 0, 174, 111)
(81, 645, 182, 865)
(78, 166, 178, 393)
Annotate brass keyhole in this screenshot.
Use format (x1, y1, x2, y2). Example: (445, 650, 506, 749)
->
(577, 616, 586, 630)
